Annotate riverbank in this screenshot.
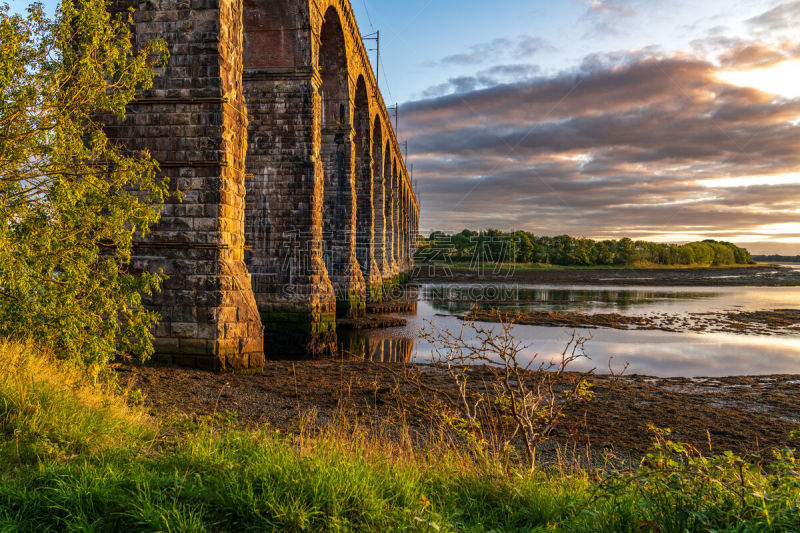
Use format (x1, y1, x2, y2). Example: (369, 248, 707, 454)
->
(6, 342, 799, 531)
(117, 360, 800, 459)
(413, 263, 800, 286)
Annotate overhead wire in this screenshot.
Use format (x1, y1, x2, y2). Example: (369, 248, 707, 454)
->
(379, 55, 395, 106)
(360, 0, 375, 32)
(358, 1, 395, 104)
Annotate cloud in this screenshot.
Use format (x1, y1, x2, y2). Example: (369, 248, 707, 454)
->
(747, 1, 800, 32)
(718, 42, 792, 69)
(513, 37, 550, 59)
(439, 38, 513, 66)
(420, 64, 541, 98)
(434, 36, 552, 67)
(403, 47, 800, 253)
(585, 0, 636, 17)
(713, 39, 800, 69)
(581, 0, 638, 38)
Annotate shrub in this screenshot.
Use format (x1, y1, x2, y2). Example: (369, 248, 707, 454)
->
(0, 0, 169, 367)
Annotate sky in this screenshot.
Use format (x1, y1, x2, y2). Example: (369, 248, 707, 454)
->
(14, 0, 800, 254)
(351, 0, 800, 255)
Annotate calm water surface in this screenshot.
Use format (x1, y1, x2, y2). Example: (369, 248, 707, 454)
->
(344, 275, 800, 377)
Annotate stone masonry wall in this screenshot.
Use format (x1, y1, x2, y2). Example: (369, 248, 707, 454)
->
(242, 68, 337, 358)
(107, 0, 264, 369)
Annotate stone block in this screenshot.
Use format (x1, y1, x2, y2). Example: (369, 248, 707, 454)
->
(180, 338, 209, 355)
(154, 337, 180, 355)
(171, 322, 198, 338)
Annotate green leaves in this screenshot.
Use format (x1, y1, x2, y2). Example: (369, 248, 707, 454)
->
(419, 229, 753, 267)
(592, 426, 800, 532)
(0, 0, 169, 367)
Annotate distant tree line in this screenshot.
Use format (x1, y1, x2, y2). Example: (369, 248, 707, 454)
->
(752, 255, 800, 263)
(417, 230, 753, 267)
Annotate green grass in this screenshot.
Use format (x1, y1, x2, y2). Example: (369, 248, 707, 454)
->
(0, 340, 154, 464)
(1, 341, 798, 532)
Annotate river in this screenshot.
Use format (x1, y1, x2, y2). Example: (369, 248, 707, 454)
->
(340, 268, 800, 377)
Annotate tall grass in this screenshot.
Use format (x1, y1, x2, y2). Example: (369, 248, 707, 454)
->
(0, 341, 798, 532)
(0, 340, 153, 464)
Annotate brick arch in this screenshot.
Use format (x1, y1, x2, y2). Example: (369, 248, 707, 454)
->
(318, 6, 350, 127)
(314, 0, 395, 294)
(311, 0, 375, 93)
(311, 0, 414, 197)
(309, 0, 416, 286)
(353, 78, 370, 161)
(399, 184, 406, 270)
(383, 140, 395, 278)
(108, 0, 419, 366)
(243, 0, 311, 68)
(392, 157, 400, 269)
(239, 0, 418, 355)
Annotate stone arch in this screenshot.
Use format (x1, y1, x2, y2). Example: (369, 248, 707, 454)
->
(241, 0, 341, 360)
(109, 0, 419, 366)
(406, 185, 412, 263)
(382, 140, 394, 277)
(353, 76, 376, 295)
(400, 183, 407, 268)
(371, 117, 386, 277)
(319, 6, 362, 315)
(392, 158, 400, 269)
(406, 185, 412, 262)
(318, 7, 349, 128)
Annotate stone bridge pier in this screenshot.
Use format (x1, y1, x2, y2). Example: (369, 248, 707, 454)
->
(106, 0, 419, 367)
(242, 0, 418, 357)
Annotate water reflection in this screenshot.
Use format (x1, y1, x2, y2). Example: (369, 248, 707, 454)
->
(338, 332, 414, 363)
(338, 283, 800, 377)
(422, 284, 718, 313)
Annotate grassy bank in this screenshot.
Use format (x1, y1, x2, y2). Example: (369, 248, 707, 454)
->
(1, 342, 799, 531)
(427, 261, 769, 271)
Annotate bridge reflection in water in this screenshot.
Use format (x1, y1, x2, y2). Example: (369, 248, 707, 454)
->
(338, 332, 415, 363)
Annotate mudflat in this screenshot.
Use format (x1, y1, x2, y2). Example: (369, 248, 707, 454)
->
(464, 309, 800, 336)
(117, 361, 800, 459)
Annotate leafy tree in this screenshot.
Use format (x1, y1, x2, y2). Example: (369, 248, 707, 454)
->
(570, 238, 593, 265)
(593, 240, 616, 265)
(0, 1, 168, 367)
(450, 233, 472, 261)
(515, 231, 534, 263)
(615, 237, 637, 265)
(551, 234, 572, 265)
(531, 236, 551, 263)
(733, 246, 752, 264)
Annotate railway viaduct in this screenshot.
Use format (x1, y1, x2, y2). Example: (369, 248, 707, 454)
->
(106, 0, 419, 369)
